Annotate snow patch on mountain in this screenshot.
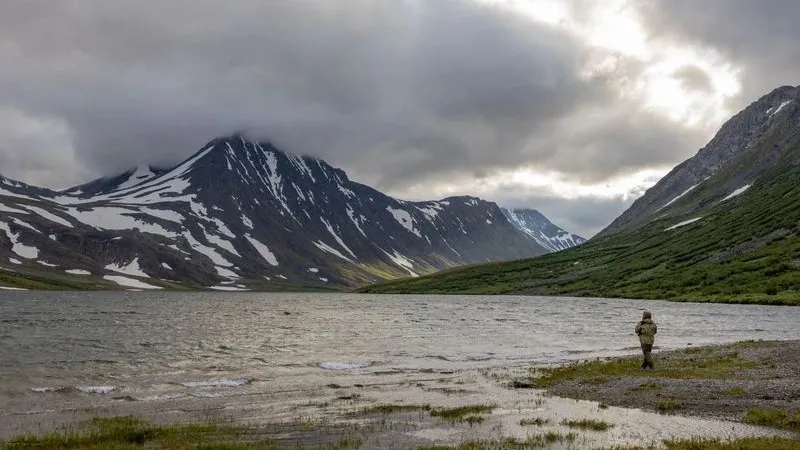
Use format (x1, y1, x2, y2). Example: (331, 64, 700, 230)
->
(23, 206, 73, 228)
(66, 269, 91, 275)
(665, 217, 703, 231)
(0, 204, 28, 214)
(0, 221, 39, 259)
(721, 185, 752, 202)
(12, 218, 39, 233)
(381, 249, 419, 277)
(245, 235, 279, 266)
(767, 100, 792, 117)
(320, 218, 356, 258)
(386, 206, 421, 237)
(658, 183, 701, 211)
(104, 275, 162, 289)
(105, 257, 149, 277)
(117, 165, 158, 190)
(314, 240, 354, 263)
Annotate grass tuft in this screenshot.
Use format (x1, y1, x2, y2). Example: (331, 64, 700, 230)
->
(429, 405, 494, 421)
(519, 417, 549, 426)
(744, 408, 800, 432)
(657, 399, 684, 412)
(560, 418, 613, 431)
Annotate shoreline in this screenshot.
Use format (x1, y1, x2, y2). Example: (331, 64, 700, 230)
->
(533, 340, 800, 427)
(3, 341, 799, 448)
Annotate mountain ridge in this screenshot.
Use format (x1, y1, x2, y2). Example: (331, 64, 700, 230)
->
(600, 84, 800, 235)
(0, 135, 583, 291)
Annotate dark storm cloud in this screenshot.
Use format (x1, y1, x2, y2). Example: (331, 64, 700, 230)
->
(0, 0, 696, 193)
(674, 65, 713, 93)
(0, 0, 592, 186)
(641, 0, 800, 104)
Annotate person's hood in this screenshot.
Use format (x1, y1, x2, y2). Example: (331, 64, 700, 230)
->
(640, 318, 654, 324)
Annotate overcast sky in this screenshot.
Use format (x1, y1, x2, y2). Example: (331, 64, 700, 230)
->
(1, 0, 798, 237)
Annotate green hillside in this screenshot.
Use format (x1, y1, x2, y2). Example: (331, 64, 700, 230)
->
(359, 160, 800, 306)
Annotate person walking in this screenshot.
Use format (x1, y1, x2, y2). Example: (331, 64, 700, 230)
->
(635, 311, 657, 370)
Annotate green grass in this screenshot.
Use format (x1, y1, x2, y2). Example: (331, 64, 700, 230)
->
(358, 403, 431, 415)
(519, 418, 549, 426)
(663, 436, 800, 450)
(608, 436, 800, 450)
(560, 418, 613, 431)
(357, 403, 493, 424)
(656, 399, 684, 412)
(1, 416, 280, 450)
(462, 415, 485, 426)
(359, 162, 800, 306)
(744, 408, 800, 432)
(415, 433, 578, 450)
(429, 405, 495, 421)
(531, 351, 756, 388)
(722, 387, 745, 397)
(632, 383, 661, 392)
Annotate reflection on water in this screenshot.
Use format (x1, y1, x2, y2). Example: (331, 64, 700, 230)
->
(0, 291, 797, 443)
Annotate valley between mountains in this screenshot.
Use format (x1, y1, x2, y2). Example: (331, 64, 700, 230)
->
(4, 85, 800, 304)
(363, 85, 800, 306)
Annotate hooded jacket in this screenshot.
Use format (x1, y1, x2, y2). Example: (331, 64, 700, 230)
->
(635, 315, 657, 345)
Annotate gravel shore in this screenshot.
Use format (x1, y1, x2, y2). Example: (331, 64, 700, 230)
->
(541, 340, 800, 422)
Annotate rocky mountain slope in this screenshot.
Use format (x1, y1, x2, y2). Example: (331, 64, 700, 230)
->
(361, 85, 800, 306)
(0, 135, 583, 291)
(600, 85, 800, 235)
(502, 208, 586, 252)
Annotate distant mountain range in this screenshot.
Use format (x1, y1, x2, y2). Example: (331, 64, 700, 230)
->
(362, 85, 800, 306)
(0, 135, 584, 291)
(502, 208, 585, 252)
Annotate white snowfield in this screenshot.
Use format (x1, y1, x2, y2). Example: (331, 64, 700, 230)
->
(103, 275, 163, 289)
(767, 100, 792, 117)
(665, 217, 703, 231)
(0, 221, 39, 259)
(244, 235, 279, 266)
(721, 184, 751, 202)
(208, 286, 249, 291)
(658, 183, 699, 211)
(105, 257, 149, 278)
(65, 269, 91, 275)
(386, 206, 422, 238)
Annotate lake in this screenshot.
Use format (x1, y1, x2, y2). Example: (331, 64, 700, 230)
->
(1, 292, 798, 443)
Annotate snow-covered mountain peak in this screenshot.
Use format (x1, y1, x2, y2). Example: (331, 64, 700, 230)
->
(502, 207, 586, 252)
(1, 134, 587, 291)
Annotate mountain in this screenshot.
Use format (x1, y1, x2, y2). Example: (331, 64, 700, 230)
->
(601, 85, 800, 235)
(0, 135, 583, 291)
(502, 208, 586, 252)
(361, 85, 800, 306)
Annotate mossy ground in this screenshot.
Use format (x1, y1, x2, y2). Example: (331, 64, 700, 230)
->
(530, 340, 800, 436)
(531, 349, 755, 388)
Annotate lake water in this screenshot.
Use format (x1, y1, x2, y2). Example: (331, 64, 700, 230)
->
(1, 292, 799, 443)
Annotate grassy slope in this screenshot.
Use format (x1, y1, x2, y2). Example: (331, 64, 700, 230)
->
(360, 163, 800, 306)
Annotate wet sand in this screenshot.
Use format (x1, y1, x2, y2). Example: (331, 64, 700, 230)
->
(2, 355, 791, 448)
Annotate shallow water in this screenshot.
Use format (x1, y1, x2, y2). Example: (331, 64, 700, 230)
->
(1, 292, 798, 444)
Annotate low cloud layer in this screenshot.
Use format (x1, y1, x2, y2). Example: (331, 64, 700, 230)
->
(0, 1, 795, 237)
